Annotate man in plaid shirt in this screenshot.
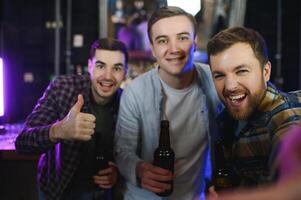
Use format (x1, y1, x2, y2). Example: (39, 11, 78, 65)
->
(15, 38, 128, 200)
(206, 27, 301, 198)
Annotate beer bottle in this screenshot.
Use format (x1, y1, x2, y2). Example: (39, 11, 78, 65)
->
(153, 120, 175, 196)
(211, 140, 234, 191)
(95, 132, 109, 173)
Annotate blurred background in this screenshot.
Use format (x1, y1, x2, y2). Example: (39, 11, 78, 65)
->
(0, 0, 300, 124)
(0, 0, 300, 199)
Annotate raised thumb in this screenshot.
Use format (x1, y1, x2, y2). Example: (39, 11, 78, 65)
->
(72, 94, 84, 113)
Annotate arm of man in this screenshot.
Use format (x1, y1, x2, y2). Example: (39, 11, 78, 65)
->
(268, 116, 301, 178)
(114, 85, 143, 185)
(15, 76, 95, 155)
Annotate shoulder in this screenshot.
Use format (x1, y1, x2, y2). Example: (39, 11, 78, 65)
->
(194, 62, 212, 76)
(52, 74, 90, 86)
(124, 68, 158, 93)
(49, 74, 90, 92)
(194, 62, 221, 111)
(266, 90, 301, 133)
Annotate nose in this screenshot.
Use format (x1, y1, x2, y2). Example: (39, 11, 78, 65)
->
(103, 67, 113, 79)
(224, 76, 239, 92)
(168, 39, 180, 53)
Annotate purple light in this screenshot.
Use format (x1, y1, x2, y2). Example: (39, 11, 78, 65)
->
(0, 58, 4, 117)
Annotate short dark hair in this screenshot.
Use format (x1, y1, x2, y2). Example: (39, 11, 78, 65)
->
(207, 26, 269, 68)
(90, 38, 128, 67)
(147, 6, 197, 44)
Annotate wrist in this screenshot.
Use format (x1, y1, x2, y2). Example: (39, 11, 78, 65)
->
(49, 121, 62, 142)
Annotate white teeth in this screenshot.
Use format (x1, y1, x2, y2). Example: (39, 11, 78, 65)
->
(100, 81, 113, 87)
(229, 94, 245, 100)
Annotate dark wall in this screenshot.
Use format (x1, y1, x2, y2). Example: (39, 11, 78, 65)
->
(1, 0, 99, 123)
(245, 0, 301, 91)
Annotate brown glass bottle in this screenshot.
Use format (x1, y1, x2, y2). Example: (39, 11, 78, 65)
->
(212, 140, 234, 191)
(95, 132, 109, 174)
(153, 120, 175, 196)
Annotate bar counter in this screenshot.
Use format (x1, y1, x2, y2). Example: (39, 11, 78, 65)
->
(0, 123, 38, 200)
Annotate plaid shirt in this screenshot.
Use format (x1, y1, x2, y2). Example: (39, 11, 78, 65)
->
(15, 74, 122, 200)
(216, 82, 301, 186)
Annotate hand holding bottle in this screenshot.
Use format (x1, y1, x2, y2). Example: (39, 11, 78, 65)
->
(136, 161, 173, 194)
(93, 161, 118, 189)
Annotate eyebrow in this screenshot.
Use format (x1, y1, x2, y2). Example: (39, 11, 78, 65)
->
(154, 31, 192, 42)
(211, 64, 249, 75)
(234, 64, 250, 71)
(177, 31, 191, 36)
(95, 60, 125, 68)
(95, 60, 105, 65)
(114, 63, 125, 68)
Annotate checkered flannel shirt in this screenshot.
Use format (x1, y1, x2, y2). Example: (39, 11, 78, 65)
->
(216, 82, 301, 186)
(15, 74, 122, 200)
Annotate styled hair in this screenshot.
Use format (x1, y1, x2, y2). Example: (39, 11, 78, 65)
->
(147, 6, 197, 44)
(207, 26, 269, 67)
(90, 38, 128, 67)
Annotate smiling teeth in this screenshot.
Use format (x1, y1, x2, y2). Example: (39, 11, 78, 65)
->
(229, 94, 245, 100)
(100, 81, 113, 86)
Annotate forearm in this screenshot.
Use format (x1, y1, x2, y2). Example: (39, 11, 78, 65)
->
(15, 124, 55, 155)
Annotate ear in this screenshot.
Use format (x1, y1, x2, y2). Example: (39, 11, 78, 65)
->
(150, 43, 156, 58)
(263, 61, 271, 82)
(194, 36, 198, 52)
(88, 59, 93, 74)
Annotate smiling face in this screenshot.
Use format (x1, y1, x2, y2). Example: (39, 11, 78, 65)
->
(88, 49, 126, 105)
(150, 15, 196, 80)
(210, 42, 271, 120)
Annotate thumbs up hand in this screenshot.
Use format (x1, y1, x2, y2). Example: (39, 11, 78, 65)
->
(50, 94, 96, 142)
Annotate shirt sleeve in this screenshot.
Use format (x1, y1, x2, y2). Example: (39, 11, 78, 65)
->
(15, 78, 63, 155)
(114, 85, 142, 186)
(268, 115, 301, 177)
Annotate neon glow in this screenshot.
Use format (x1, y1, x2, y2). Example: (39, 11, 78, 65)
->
(0, 58, 4, 117)
(167, 0, 201, 16)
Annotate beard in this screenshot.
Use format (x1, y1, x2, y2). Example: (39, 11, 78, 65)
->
(226, 91, 264, 120)
(223, 82, 266, 120)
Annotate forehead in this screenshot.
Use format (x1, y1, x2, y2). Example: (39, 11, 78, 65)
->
(93, 49, 125, 63)
(150, 15, 194, 38)
(210, 43, 258, 71)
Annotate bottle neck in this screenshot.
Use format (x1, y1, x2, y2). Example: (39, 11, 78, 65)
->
(214, 140, 226, 168)
(159, 120, 171, 148)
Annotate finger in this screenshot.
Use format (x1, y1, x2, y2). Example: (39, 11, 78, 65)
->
(97, 165, 117, 175)
(94, 175, 110, 183)
(97, 183, 113, 189)
(209, 186, 218, 198)
(79, 121, 96, 130)
(71, 94, 84, 114)
(141, 178, 170, 193)
(146, 167, 173, 182)
(74, 134, 92, 141)
(78, 113, 96, 122)
(93, 174, 116, 186)
(76, 128, 94, 137)
(151, 165, 173, 176)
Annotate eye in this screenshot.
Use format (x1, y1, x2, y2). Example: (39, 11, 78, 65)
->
(178, 35, 189, 41)
(113, 65, 123, 72)
(213, 74, 225, 80)
(237, 69, 249, 75)
(96, 63, 105, 69)
(157, 38, 168, 44)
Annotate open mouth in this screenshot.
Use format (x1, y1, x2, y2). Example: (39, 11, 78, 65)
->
(166, 56, 185, 63)
(98, 80, 114, 91)
(227, 94, 247, 106)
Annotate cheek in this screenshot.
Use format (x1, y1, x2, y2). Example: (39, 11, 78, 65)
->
(114, 73, 125, 83)
(153, 47, 166, 58)
(213, 81, 224, 95)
